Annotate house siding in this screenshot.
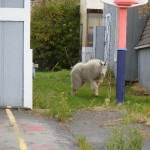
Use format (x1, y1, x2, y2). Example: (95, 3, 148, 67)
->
(135, 17, 150, 89)
(126, 7, 148, 81)
(86, 0, 103, 10)
(104, 4, 148, 81)
(138, 48, 150, 89)
(103, 5, 118, 75)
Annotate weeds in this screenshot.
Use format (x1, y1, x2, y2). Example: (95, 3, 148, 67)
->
(105, 126, 144, 150)
(77, 136, 92, 150)
(48, 92, 72, 121)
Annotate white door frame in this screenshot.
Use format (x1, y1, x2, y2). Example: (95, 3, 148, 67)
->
(0, 0, 32, 109)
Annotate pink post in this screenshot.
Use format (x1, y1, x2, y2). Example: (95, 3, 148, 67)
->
(115, 0, 139, 103)
(100, 0, 148, 103)
(118, 8, 127, 48)
(116, 7, 127, 103)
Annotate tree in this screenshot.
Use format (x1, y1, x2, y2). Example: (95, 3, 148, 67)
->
(31, 0, 80, 71)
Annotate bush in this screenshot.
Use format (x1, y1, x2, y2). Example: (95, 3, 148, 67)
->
(31, 0, 80, 71)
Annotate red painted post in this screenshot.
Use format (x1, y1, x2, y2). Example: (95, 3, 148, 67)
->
(116, 8, 127, 103)
(115, 0, 140, 104)
(100, 0, 148, 103)
(118, 8, 127, 48)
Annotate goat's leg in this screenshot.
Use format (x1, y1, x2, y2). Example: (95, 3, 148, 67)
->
(90, 81, 99, 96)
(71, 75, 82, 96)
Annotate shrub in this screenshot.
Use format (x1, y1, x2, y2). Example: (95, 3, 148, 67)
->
(31, 0, 80, 71)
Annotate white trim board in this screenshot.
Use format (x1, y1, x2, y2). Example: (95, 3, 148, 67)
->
(0, 0, 32, 109)
(135, 44, 150, 50)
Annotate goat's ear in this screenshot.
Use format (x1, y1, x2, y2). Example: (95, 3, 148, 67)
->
(104, 62, 109, 66)
(101, 61, 107, 66)
(100, 60, 104, 66)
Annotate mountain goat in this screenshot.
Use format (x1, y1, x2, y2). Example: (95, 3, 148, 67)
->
(70, 59, 108, 96)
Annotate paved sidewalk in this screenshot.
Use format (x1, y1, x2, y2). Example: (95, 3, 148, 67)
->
(65, 110, 150, 150)
(0, 109, 150, 150)
(0, 109, 77, 150)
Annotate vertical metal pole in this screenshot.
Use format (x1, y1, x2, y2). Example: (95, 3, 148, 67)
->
(116, 8, 127, 104)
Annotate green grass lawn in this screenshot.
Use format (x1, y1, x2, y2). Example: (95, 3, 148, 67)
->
(33, 70, 150, 122)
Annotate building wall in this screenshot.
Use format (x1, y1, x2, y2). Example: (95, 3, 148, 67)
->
(103, 5, 118, 73)
(87, 12, 103, 46)
(104, 4, 148, 81)
(126, 7, 148, 81)
(138, 48, 150, 89)
(80, 0, 87, 47)
(0, 0, 24, 7)
(0, 22, 24, 107)
(80, 0, 104, 47)
(0, 0, 32, 108)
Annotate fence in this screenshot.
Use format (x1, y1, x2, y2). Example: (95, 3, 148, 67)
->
(82, 47, 95, 63)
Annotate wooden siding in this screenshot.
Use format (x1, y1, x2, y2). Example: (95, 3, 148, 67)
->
(138, 48, 150, 89)
(103, 5, 118, 76)
(104, 4, 148, 81)
(82, 47, 95, 62)
(126, 7, 148, 81)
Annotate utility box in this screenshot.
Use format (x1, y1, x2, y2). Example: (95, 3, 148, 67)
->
(0, 0, 32, 109)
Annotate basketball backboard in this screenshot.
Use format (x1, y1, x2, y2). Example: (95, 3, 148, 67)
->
(100, 0, 148, 7)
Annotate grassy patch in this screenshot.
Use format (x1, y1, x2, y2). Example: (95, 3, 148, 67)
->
(33, 70, 115, 120)
(33, 70, 150, 122)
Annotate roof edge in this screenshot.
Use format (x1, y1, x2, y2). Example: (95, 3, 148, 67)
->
(134, 44, 150, 50)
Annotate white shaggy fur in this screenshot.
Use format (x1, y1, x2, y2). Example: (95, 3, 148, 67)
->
(71, 59, 108, 96)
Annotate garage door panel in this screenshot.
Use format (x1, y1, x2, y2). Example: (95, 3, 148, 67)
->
(0, 21, 23, 107)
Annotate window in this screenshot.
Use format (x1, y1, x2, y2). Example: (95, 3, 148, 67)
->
(87, 12, 103, 46)
(0, 0, 24, 8)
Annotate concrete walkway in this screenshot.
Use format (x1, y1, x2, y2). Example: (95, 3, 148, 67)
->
(0, 109, 77, 150)
(0, 109, 150, 150)
(65, 110, 150, 150)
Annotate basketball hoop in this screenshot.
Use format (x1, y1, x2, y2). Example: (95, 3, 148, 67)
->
(114, 0, 139, 6)
(100, 0, 148, 7)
